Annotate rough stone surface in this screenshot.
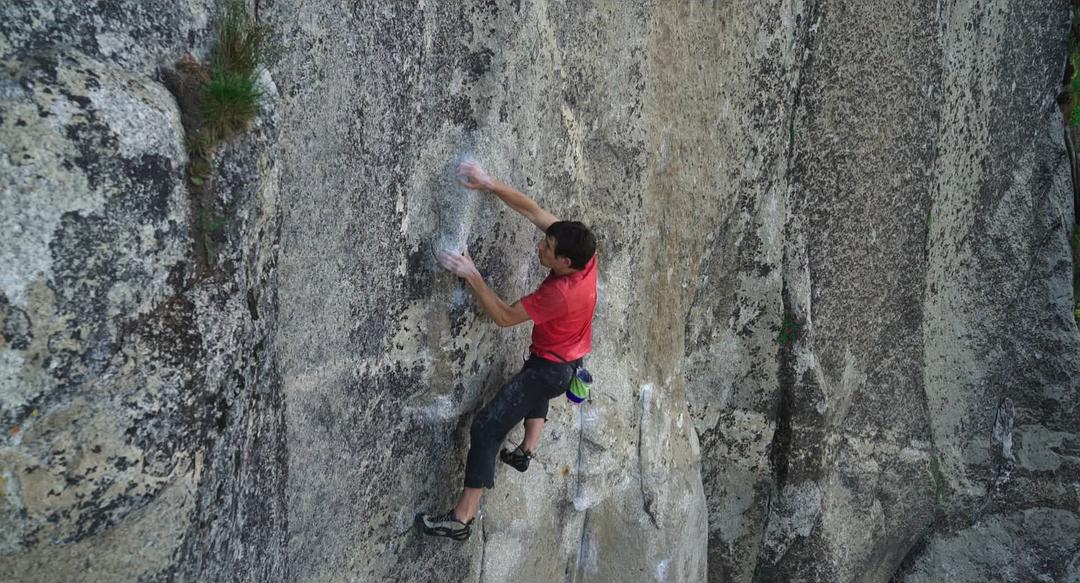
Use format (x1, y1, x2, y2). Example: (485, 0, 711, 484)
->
(0, 0, 215, 77)
(0, 50, 194, 571)
(1, 4, 285, 582)
(2, 1, 1078, 582)
(688, 0, 1078, 581)
(897, 0, 1080, 579)
(266, 2, 707, 581)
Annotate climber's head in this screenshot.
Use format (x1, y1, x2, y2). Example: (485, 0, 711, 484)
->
(540, 221, 596, 272)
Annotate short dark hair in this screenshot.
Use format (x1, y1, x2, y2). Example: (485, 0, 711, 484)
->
(546, 221, 596, 269)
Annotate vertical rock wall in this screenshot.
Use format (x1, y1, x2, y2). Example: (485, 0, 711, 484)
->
(1, 2, 287, 582)
(671, 2, 798, 581)
(695, 0, 1079, 581)
(266, 2, 710, 581)
(767, 0, 942, 578)
(2, 0, 1077, 582)
(0, 50, 198, 582)
(907, 0, 1080, 579)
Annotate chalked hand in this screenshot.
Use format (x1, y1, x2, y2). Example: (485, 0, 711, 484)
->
(458, 160, 493, 190)
(436, 248, 480, 279)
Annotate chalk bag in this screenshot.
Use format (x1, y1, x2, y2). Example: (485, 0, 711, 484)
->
(565, 367, 593, 404)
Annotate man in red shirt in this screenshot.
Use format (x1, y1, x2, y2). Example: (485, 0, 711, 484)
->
(418, 160, 598, 541)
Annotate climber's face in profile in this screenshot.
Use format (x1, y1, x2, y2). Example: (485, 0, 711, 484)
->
(538, 236, 556, 268)
(538, 235, 564, 269)
(538, 235, 572, 272)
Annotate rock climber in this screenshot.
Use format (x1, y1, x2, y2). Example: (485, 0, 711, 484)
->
(417, 160, 598, 541)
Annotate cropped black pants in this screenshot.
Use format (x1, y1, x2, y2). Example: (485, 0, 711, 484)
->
(463, 355, 578, 489)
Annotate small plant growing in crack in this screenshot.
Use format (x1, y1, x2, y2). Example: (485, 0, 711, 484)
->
(162, 0, 268, 277)
(197, 208, 228, 234)
(1066, 5, 1080, 127)
(202, 0, 265, 144)
(776, 309, 802, 347)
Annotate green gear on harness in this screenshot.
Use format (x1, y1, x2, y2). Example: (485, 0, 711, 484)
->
(566, 367, 593, 403)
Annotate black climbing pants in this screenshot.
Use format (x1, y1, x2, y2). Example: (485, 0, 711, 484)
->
(463, 355, 578, 489)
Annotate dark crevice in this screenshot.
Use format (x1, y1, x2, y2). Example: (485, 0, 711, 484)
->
(755, 213, 801, 583)
(637, 395, 661, 529)
(1063, 1, 1080, 223)
(770, 282, 798, 505)
(887, 534, 931, 583)
(754, 0, 818, 580)
(246, 288, 260, 320)
(570, 509, 591, 583)
(774, 0, 818, 518)
(1065, 126, 1080, 225)
(159, 61, 225, 279)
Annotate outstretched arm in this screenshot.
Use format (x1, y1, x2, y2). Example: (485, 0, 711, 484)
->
(435, 248, 530, 327)
(459, 160, 558, 231)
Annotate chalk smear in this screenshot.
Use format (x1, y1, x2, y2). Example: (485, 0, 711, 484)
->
(434, 151, 481, 255)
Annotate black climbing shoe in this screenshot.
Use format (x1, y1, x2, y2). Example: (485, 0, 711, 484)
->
(499, 446, 532, 472)
(417, 511, 472, 541)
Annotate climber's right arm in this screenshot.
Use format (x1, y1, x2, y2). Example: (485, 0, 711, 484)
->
(458, 160, 558, 231)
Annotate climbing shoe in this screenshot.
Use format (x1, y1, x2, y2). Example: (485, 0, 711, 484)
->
(417, 511, 472, 541)
(499, 446, 532, 472)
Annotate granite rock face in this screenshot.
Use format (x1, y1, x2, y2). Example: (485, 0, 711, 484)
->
(0, 0, 215, 77)
(267, 2, 709, 581)
(1, 5, 285, 582)
(2, 1, 1078, 582)
(697, 1, 1079, 581)
(0, 50, 197, 579)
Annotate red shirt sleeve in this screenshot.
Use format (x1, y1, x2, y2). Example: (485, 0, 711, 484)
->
(520, 280, 568, 325)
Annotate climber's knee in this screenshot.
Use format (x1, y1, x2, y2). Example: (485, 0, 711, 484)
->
(470, 413, 492, 444)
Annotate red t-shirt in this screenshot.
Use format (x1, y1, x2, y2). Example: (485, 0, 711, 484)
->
(520, 255, 598, 362)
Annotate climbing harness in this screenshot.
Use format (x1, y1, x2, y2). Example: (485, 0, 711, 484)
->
(536, 350, 593, 404)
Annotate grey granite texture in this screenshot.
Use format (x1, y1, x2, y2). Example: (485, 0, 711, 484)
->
(1, 3, 285, 581)
(1, 1, 1078, 582)
(0, 50, 195, 575)
(267, 2, 707, 581)
(0, 0, 215, 76)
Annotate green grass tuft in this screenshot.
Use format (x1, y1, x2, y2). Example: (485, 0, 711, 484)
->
(199, 0, 266, 146)
(928, 454, 947, 510)
(201, 71, 262, 142)
(169, 0, 268, 278)
(196, 208, 227, 233)
(212, 0, 266, 78)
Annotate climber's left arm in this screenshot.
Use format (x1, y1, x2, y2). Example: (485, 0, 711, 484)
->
(435, 249, 531, 327)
